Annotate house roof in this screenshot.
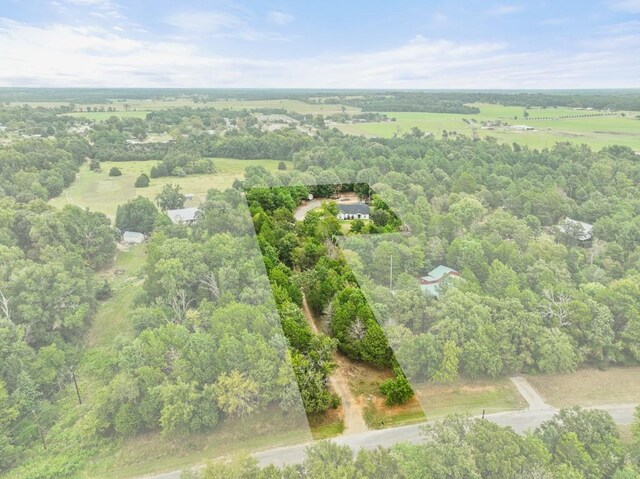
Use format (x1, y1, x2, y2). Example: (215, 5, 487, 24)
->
(122, 231, 144, 243)
(338, 203, 370, 215)
(167, 207, 200, 224)
(559, 217, 593, 241)
(420, 265, 460, 297)
(123, 231, 144, 239)
(421, 265, 459, 283)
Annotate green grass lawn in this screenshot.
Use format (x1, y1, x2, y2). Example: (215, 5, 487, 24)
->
(50, 158, 288, 218)
(308, 410, 345, 440)
(415, 378, 525, 420)
(336, 103, 640, 150)
(84, 244, 147, 348)
(526, 367, 640, 408)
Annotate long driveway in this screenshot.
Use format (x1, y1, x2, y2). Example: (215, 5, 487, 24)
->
(294, 199, 323, 221)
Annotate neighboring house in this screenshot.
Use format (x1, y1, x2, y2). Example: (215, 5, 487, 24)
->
(337, 203, 370, 220)
(420, 265, 460, 297)
(167, 207, 200, 224)
(558, 217, 593, 241)
(122, 231, 145, 244)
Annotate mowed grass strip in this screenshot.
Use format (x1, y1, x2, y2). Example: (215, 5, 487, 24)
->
(526, 367, 640, 408)
(85, 406, 311, 479)
(414, 378, 525, 419)
(50, 158, 289, 218)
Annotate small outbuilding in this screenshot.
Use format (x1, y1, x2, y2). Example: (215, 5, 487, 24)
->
(122, 231, 145, 244)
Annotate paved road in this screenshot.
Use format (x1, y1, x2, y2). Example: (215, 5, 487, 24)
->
(254, 400, 637, 468)
(137, 400, 637, 477)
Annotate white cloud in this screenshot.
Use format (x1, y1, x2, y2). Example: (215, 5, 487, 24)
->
(431, 13, 449, 25)
(267, 11, 293, 26)
(164, 10, 287, 41)
(165, 11, 245, 35)
(59, 0, 124, 19)
(489, 4, 524, 16)
(609, 0, 640, 13)
(0, 18, 638, 88)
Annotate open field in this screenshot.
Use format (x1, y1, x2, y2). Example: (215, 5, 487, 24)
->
(206, 99, 360, 115)
(526, 367, 640, 408)
(336, 103, 640, 150)
(50, 158, 288, 218)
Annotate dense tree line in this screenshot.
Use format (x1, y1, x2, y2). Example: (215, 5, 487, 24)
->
(0, 198, 116, 470)
(341, 94, 481, 114)
(241, 133, 640, 383)
(0, 139, 85, 202)
(314, 91, 640, 111)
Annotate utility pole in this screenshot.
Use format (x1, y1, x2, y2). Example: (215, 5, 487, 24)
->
(71, 370, 82, 405)
(32, 410, 46, 450)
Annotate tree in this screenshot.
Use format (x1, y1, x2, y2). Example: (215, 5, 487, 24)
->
(631, 407, 640, 468)
(134, 173, 150, 188)
(433, 340, 460, 383)
(89, 158, 101, 171)
(60, 205, 117, 269)
(536, 407, 625, 479)
(156, 184, 186, 211)
(109, 167, 122, 177)
(115, 196, 158, 235)
(277, 161, 287, 170)
(214, 370, 259, 418)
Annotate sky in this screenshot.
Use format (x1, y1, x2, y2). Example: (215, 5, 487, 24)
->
(0, 0, 638, 88)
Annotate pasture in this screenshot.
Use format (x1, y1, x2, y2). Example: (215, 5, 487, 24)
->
(336, 103, 640, 150)
(49, 158, 287, 218)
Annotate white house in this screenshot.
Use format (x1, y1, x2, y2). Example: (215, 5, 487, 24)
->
(337, 203, 370, 220)
(167, 207, 200, 225)
(122, 231, 145, 244)
(558, 217, 593, 241)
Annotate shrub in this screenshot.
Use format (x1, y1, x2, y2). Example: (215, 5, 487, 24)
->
(134, 173, 150, 187)
(95, 280, 112, 301)
(109, 167, 122, 177)
(278, 161, 287, 170)
(380, 374, 414, 406)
